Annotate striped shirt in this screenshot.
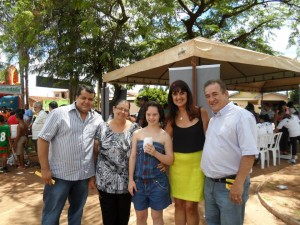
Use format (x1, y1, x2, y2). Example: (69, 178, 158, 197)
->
(39, 103, 103, 181)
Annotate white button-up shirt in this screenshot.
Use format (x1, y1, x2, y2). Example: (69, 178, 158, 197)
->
(201, 102, 258, 178)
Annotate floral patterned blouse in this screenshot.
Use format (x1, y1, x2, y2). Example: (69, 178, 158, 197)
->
(95, 122, 140, 194)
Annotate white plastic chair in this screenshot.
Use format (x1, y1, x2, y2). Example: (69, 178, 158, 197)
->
(257, 134, 270, 169)
(268, 132, 282, 166)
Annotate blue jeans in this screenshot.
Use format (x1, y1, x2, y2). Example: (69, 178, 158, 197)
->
(41, 178, 89, 225)
(132, 178, 171, 211)
(204, 176, 250, 225)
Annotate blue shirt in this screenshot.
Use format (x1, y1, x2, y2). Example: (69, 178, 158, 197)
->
(39, 103, 103, 181)
(201, 102, 258, 178)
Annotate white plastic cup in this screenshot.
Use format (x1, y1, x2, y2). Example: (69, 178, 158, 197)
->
(143, 137, 153, 151)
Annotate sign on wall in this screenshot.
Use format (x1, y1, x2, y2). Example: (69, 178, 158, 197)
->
(0, 85, 22, 95)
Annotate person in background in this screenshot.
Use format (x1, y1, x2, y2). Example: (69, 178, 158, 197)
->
(94, 99, 139, 225)
(0, 115, 11, 173)
(7, 110, 19, 125)
(0, 107, 10, 121)
(287, 101, 298, 116)
(274, 101, 289, 155)
(260, 103, 275, 122)
(201, 79, 258, 225)
(23, 104, 33, 125)
(275, 113, 300, 164)
(31, 102, 48, 153)
(165, 80, 209, 225)
(245, 102, 259, 123)
(128, 101, 173, 225)
(14, 111, 28, 169)
(136, 96, 148, 128)
(38, 84, 103, 225)
(257, 114, 273, 136)
(49, 101, 58, 112)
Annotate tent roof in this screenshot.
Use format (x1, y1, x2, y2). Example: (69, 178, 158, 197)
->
(103, 37, 300, 92)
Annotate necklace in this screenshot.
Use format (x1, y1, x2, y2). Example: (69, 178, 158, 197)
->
(180, 116, 183, 121)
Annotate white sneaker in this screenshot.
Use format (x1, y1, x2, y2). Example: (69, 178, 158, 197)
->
(288, 159, 296, 164)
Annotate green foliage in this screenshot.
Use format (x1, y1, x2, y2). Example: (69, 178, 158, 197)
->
(289, 90, 299, 105)
(135, 87, 168, 106)
(0, 0, 299, 108)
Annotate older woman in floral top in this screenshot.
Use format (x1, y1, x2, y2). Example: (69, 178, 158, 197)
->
(94, 99, 139, 225)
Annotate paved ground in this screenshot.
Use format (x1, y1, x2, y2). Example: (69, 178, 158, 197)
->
(0, 153, 299, 225)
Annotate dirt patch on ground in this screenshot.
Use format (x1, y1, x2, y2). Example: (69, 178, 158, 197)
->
(0, 153, 299, 225)
(258, 164, 300, 225)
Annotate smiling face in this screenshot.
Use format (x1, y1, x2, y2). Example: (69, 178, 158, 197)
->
(145, 106, 160, 126)
(171, 90, 188, 108)
(205, 83, 229, 113)
(113, 100, 130, 120)
(75, 89, 95, 115)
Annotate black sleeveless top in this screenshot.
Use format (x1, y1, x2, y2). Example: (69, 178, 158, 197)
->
(172, 110, 205, 153)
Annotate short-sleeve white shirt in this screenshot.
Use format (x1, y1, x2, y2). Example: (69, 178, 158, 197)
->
(201, 102, 258, 178)
(277, 115, 300, 137)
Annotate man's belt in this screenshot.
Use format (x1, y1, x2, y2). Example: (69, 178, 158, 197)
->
(209, 175, 236, 183)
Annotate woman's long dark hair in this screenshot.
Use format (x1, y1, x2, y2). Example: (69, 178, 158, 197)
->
(167, 80, 200, 125)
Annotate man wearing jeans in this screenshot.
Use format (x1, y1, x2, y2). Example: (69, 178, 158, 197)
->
(38, 84, 103, 225)
(201, 79, 258, 225)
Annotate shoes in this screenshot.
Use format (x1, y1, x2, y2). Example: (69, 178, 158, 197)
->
(0, 167, 8, 173)
(288, 159, 296, 164)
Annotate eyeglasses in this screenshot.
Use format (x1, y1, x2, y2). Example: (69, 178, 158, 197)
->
(115, 107, 130, 113)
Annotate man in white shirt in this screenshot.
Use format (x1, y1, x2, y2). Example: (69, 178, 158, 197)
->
(201, 79, 258, 225)
(31, 101, 48, 153)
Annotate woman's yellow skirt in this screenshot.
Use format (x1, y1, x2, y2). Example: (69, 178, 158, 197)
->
(169, 151, 204, 202)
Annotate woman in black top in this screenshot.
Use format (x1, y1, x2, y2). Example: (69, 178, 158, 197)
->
(166, 80, 209, 225)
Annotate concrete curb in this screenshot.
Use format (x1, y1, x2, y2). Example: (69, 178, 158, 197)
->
(256, 176, 300, 225)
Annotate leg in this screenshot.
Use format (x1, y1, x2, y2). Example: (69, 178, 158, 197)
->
(32, 139, 38, 153)
(42, 178, 71, 225)
(68, 179, 89, 225)
(290, 137, 297, 157)
(185, 201, 199, 225)
(151, 209, 163, 225)
(215, 177, 250, 225)
(99, 190, 117, 225)
(116, 193, 132, 225)
(2, 154, 7, 167)
(174, 198, 186, 225)
(204, 178, 220, 225)
(136, 209, 148, 225)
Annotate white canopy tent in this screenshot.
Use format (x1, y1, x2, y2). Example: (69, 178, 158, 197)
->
(103, 37, 300, 92)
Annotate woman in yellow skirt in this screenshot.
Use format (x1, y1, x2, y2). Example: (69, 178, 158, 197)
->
(166, 80, 209, 225)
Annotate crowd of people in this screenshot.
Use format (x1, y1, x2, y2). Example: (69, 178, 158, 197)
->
(246, 100, 300, 164)
(1, 80, 299, 225)
(0, 101, 59, 173)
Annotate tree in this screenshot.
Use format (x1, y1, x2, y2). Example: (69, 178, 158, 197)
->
(0, 0, 45, 106)
(173, 0, 300, 55)
(135, 87, 168, 106)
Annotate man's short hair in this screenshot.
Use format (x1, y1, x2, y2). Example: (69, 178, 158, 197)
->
(204, 79, 227, 93)
(137, 96, 148, 101)
(76, 84, 95, 96)
(34, 101, 43, 109)
(49, 101, 58, 109)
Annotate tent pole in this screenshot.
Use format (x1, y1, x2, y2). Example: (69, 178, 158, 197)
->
(102, 82, 106, 120)
(192, 57, 197, 105)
